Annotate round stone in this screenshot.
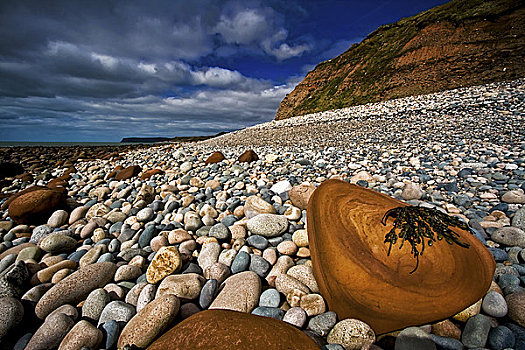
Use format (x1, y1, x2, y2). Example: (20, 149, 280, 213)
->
(487, 325, 516, 350)
(327, 319, 375, 350)
(275, 273, 309, 295)
(25, 313, 74, 350)
(249, 254, 271, 278)
(292, 229, 309, 247)
(58, 320, 103, 350)
(244, 196, 276, 219)
(39, 234, 77, 254)
(287, 265, 319, 293)
(502, 190, 525, 204)
(252, 306, 285, 320)
(247, 214, 288, 238)
(146, 246, 182, 284)
(282, 307, 307, 328)
(231, 251, 250, 274)
(289, 184, 315, 210)
(197, 242, 221, 270)
(401, 182, 423, 200)
(98, 300, 136, 326)
(199, 279, 218, 309)
(461, 314, 491, 348)
(47, 210, 68, 228)
(115, 264, 142, 282)
(300, 293, 326, 316)
(137, 207, 154, 222)
(246, 235, 269, 250)
(82, 288, 110, 322)
(482, 290, 508, 318)
(117, 294, 180, 349)
(86, 203, 110, 221)
(35, 262, 117, 319)
(134, 284, 155, 312)
(277, 240, 298, 255)
(156, 273, 205, 301)
(209, 223, 231, 241)
(307, 311, 338, 337)
(0, 297, 24, 339)
(506, 292, 525, 328)
(209, 271, 261, 313)
(491, 227, 525, 248)
(259, 288, 280, 308)
(203, 262, 231, 284)
(395, 327, 436, 350)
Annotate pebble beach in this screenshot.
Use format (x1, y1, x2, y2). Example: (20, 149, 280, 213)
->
(0, 78, 524, 349)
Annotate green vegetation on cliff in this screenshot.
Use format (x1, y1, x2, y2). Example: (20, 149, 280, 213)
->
(275, 0, 525, 120)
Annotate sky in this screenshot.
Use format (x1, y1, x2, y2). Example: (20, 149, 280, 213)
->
(0, 0, 449, 142)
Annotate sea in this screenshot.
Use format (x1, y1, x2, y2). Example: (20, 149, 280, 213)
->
(0, 141, 154, 147)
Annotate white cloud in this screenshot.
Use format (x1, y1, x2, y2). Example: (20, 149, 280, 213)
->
(91, 53, 119, 69)
(214, 7, 311, 60)
(215, 8, 272, 44)
(138, 62, 157, 74)
(190, 67, 244, 87)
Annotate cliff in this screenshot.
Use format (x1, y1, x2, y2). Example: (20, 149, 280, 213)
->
(275, 0, 525, 120)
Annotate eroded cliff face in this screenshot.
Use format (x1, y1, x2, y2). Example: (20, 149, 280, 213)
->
(275, 0, 525, 120)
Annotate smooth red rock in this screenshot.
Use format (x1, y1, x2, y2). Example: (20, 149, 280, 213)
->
(115, 165, 142, 180)
(147, 309, 319, 350)
(47, 178, 69, 189)
(237, 150, 259, 163)
(8, 188, 67, 224)
(307, 179, 495, 334)
(205, 151, 225, 164)
(1, 186, 47, 210)
(140, 169, 164, 180)
(106, 165, 124, 180)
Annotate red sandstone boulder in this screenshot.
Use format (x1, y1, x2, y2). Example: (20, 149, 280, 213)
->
(147, 309, 319, 350)
(307, 179, 495, 334)
(8, 187, 67, 224)
(1, 186, 47, 210)
(205, 151, 226, 164)
(238, 150, 259, 163)
(106, 165, 124, 180)
(115, 165, 142, 180)
(140, 169, 164, 180)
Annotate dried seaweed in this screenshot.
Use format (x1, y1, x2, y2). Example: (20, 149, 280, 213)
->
(381, 206, 471, 273)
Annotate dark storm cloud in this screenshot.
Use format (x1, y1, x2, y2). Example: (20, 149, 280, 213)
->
(0, 0, 316, 140)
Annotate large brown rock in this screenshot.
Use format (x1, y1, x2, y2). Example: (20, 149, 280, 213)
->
(238, 150, 259, 163)
(1, 186, 47, 210)
(205, 151, 226, 164)
(8, 187, 67, 224)
(114, 165, 142, 180)
(106, 165, 124, 179)
(147, 309, 319, 350)
(307, 179, 495, 334)
(35, 262, 117, 319)
(140, 169, 164, 180)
